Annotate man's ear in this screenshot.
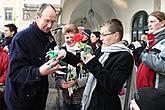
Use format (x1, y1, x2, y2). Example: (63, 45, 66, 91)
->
(35, 15, 41, 20)
(35, 16, 40, 23)
(161, 20, 165, 27)
(114, 32, 120, 40)
(11, 31, 15, 36)
(35, 16, 38, 20)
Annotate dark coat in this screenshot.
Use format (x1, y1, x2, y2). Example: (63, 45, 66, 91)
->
(63, 47, 134, 110)
(4, 22, 51, 110)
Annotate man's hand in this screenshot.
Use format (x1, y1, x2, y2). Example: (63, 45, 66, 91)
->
(39, 60, 59, 76)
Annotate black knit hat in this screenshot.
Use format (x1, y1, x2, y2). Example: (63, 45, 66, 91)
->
(82, 29, 91, 37)
(134, 87, 165, 110)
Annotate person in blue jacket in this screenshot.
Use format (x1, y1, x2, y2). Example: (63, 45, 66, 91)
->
(4, 3, 59, 110)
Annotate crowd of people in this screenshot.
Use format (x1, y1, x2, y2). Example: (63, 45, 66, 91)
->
(0, 3, 165, 110)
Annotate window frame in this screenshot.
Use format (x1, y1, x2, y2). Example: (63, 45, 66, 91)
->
(23, 8, 30, 20)
(4, 7, 13, 20)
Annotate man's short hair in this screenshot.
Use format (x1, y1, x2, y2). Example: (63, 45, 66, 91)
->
(102, 19, 123, 40)
(36, 3, 56, 17)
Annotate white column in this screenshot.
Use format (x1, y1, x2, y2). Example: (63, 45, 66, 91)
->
(0, 1, 3, 29)
(161, 0, 165, 12)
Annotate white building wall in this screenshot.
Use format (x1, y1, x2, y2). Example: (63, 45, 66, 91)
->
(0, 2, 3, 32)
(0, 0, 61, 32)
(161, 0, 165, 12)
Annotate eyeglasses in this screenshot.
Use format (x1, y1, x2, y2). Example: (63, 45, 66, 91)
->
(100, 32, 116, 37)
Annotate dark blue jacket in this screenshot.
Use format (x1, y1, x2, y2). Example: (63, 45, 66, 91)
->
(4, 22, 51, 110)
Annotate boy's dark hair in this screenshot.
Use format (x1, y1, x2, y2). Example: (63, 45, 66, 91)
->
(4, 23, 17, 35)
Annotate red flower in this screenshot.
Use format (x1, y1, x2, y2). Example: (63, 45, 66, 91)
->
(72, 34, 83, 43)
(71, 33, 92, 53)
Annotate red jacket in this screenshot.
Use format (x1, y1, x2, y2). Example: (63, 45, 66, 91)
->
(0, 48, 9, 84)
(136, 34, 155, 90)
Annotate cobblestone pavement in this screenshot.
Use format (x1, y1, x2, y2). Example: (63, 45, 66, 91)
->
(0, 75, 127, 110)
(45, 88, 126, 110)
(46, 75, 63, 110)
(45, 88, 63, 110)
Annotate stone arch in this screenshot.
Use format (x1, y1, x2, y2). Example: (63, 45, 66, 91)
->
(61, 0, 118, 29)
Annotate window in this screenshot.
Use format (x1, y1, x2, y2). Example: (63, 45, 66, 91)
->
(4, 8, 13, 20)
(131, 11, 148, 42)
(23, 9, 30, 20)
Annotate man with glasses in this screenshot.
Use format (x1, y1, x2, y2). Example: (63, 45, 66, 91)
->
(4, 3, 59, 110)
(56, 19, 134, 110)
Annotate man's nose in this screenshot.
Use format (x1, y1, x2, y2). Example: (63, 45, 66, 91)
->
(47, 22, 53, 28)
(148, 22, 151, 27)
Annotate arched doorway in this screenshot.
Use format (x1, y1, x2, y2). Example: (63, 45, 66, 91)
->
(131, 11, 148, 42)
